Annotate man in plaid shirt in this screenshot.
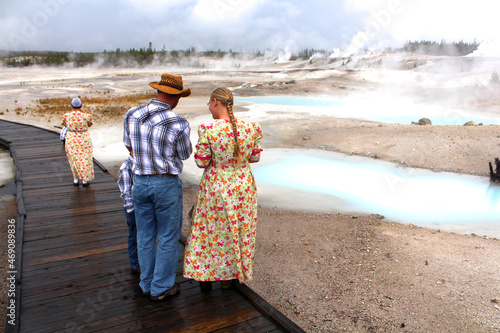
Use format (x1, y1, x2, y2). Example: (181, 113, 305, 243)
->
(123, 73, 192, 301)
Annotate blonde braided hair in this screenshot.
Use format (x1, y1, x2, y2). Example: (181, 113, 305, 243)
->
(211, 88, 243, 164)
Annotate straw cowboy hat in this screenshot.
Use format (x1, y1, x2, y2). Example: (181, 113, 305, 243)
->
(149, 73, 191, 97)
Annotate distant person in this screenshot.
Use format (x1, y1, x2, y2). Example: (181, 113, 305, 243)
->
(117, 155, 140, 275)
(62, 98, 94, 186)
(123, 73, 192, 301)
(183, 87, 263, 290)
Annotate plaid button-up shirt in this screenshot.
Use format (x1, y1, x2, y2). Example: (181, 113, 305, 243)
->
(123, 99, 192, 176)
(117, 156, 135, 213)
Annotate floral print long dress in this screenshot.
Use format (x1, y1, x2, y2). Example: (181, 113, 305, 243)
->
(62, 110, 94, 182)
(184, 119, 262, 283)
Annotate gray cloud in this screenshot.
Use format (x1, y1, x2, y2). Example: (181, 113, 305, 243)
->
(0, 0, 496, 52)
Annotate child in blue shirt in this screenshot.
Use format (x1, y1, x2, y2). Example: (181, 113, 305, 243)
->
(117, 156, 140, 274)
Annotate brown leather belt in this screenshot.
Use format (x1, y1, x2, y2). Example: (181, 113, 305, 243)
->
(149, 173, 175, 177)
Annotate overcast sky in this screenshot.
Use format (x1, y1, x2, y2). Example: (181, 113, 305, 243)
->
(0, 0, 498, 53)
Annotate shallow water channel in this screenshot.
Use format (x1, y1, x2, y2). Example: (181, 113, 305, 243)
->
(252, 149, 500, 239)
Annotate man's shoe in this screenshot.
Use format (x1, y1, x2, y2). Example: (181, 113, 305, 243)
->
(150, 283, 180, 301)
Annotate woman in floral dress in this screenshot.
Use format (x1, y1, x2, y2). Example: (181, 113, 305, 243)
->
(62, 98, 94, 186)
(184, 88, 262, 288)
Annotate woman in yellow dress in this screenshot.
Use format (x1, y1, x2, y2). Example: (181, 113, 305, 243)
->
(184, 88, 262, 289)
(62, 98, 94, 186)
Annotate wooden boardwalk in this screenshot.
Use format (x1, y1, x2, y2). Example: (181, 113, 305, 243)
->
(1, 119, 304, 333)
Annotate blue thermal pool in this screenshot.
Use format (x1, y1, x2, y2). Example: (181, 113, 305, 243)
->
(253, 150, 500, 238)
(236, 96, 500, 125)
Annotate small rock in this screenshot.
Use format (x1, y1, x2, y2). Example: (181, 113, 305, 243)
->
(418, 118, 432, 125)
(464, 121, 475, 126)
(303, 135, 311, 140)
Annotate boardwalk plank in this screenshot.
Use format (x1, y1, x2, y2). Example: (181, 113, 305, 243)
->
(21, 253, 130, 280)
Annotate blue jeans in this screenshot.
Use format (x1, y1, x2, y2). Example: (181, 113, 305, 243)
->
(124, 208, 140, 270)
(132, 175, 183, 296)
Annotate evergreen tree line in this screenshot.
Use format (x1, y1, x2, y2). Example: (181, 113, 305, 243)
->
(0, 40, 482, 67)
(0, 46, 240, 67)
(2, 51, 95, 67)
(395, 40, 480, 56)
(291, 49, 331, 60)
